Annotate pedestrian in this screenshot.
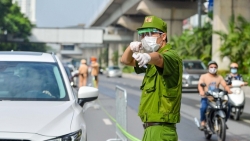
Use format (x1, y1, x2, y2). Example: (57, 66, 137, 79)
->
(78, 59, 88, 87)
(90, 56, 99, 88)
(120, 15, 183, 141)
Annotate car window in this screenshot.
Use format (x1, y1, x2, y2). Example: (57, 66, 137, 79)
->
(0, 62, 69, 101)
(108, 66, 120, 70)
(183, 61, 206, 70)
(64, 66, 72, 80)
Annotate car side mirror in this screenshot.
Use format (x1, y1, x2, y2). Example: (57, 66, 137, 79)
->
(71, 82, 77, 88)
(78, 86, 98, 107)
(200, 83, 206, 87)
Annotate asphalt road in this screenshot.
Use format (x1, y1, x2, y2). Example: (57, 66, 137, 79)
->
(83, 74, 250, 141)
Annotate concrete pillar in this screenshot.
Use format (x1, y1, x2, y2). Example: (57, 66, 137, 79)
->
(165, 20, 183, 40)
(81, 47, 99, 64)
(108, 43, 115, 66)
(136, 0, 198, 38)
(118, 44, 125, 67)
(56, 44, 63, 61)
(212, 0, 250, 70)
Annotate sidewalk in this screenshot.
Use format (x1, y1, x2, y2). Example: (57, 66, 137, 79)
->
(122, 73, 250, 97)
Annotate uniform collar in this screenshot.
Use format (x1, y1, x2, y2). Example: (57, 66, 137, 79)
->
(158, 43, 172, 53)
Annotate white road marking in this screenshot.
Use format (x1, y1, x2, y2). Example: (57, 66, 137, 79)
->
(242, 119, 250, 124)
(103, 118, 113, 125)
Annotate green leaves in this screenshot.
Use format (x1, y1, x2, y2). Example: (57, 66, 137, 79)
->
(0, 2, 33, 39)
(0, 1, 47, 52)
(170, 22, 212, 65)
(216, 15, 250, 74)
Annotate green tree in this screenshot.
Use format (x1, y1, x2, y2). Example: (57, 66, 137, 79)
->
(0, 0, 32, 38)
(170, 21, 212, 65)
(215, 15, 250, 83)
(0, 0, 47, 52)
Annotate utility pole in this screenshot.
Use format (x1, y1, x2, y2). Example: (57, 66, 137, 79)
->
(198, 0, 202, 28)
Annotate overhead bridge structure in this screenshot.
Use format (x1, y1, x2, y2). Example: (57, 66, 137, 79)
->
(8, 0, 250, 68)
(87, 0, 250, 69)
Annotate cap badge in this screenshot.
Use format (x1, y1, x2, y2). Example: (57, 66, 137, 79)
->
(145, 17, 152, 22)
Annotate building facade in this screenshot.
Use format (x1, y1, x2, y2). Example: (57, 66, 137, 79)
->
(13, 0, 36, 24)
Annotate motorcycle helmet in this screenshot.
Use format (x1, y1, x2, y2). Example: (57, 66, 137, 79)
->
(207, 61, 218, 67)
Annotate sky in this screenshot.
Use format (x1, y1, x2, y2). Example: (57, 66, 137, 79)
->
(36, 0, 209, 28)
(36, 0, 106, 28)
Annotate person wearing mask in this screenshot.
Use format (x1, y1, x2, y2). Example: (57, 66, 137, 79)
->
(90, 56, 99, 88)
(198, 61, 232, 130)
(225, 62, 248, 86)
(120, 15, 182, 141)
(78, 59, 88, 87)
(224, 62, 248, 120)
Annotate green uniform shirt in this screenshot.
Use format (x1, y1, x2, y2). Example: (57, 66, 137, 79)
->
(134, 43, 183, 123)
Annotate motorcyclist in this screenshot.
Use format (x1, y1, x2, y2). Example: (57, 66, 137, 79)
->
(224, 62, 248, 120)
(225, 62, 248, 86)
(198, 61, 232, 130)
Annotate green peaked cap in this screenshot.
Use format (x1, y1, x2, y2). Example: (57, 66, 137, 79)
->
(137, 15, 167, 33)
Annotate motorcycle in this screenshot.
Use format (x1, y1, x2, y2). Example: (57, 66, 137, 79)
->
(194, 83, 229, 141)
(228, 80, 245, 120)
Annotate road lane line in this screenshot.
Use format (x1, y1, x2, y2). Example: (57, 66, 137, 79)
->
(103, 118, 113, 125)
(242, 119, 250, 124)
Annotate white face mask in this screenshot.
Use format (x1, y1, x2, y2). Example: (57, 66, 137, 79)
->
(209, 68, 217, 74)
(141, 36, 161, 52)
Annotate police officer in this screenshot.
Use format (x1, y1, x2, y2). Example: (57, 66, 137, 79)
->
(120, 15, 182, 141)
(78, 59, 88, 87)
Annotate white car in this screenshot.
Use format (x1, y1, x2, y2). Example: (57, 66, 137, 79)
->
(0, 51, 98, 141)
(105, 66, 122, 78)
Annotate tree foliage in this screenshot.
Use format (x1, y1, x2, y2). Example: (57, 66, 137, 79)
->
(215, 15, 250, 74)
(170, 21, 212, 65)
(0, 0, 47, 52)
(0, 0, 32, 38)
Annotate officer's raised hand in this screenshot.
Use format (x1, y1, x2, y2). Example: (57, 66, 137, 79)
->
(130, 41, 142, 52)
(133, 53, 151, 68)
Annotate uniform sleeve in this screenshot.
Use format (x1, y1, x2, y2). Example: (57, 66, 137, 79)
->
(155, 50, 181, 88)
(156, 50, 179, 76)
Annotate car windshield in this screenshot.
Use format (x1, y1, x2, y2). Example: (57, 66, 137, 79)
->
(0, 62, 69, 101)
(183, 61, 206, 70)
(64, 65, 72, 80)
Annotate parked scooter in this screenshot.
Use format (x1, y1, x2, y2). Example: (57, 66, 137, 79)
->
(228, 80, 245, 120)
(194, 83, 229, 141)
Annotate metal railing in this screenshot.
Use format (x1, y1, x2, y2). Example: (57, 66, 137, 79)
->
(107, 85, 127, 141)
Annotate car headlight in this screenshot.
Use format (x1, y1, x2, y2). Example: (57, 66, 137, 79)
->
(46, 129, 82, 141)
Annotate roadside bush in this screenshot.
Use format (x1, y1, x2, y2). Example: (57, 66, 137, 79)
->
(242, 74, 250, 85)
(122, 66, 134, 73)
